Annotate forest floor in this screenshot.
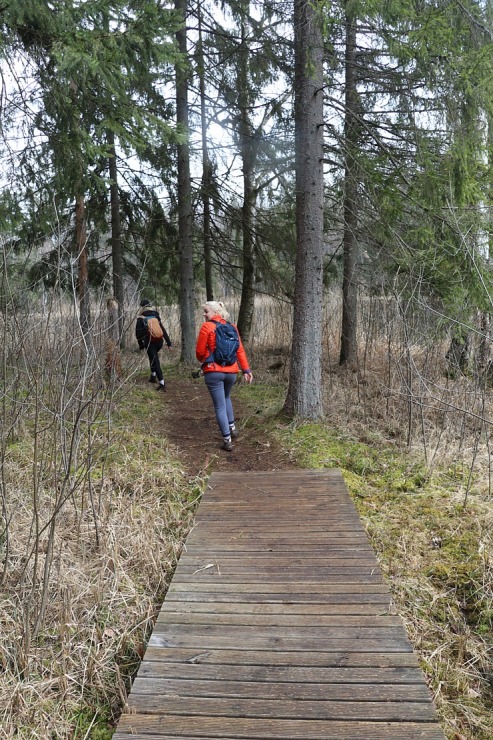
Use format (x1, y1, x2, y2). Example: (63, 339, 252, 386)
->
(138, 370, 295, 476)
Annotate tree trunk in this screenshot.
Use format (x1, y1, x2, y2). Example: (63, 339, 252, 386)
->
(283, 0, 324, 419)
(176, 0, 195, 364)
(108, 130, 125, 347)
(236, 17, 256, 342)
(477, 311, 490, 379)
(76, 192, 90, 335)
(105, 297, 122, 379)
(339, 11, 359, 366)
(202, 158, 214, 302)
(197, 4, 213, 301)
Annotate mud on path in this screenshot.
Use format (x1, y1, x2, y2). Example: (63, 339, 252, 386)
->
(153, 375, 295, 477)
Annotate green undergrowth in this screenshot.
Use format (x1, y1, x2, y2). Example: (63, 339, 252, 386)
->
(236, 379, 493, 740)
(114, 381, 204, 503)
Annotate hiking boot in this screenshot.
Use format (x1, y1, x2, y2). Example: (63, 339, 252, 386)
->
(222, 439, 233, 452)
(149, 375, 157, 383)
(230, 428, 239, 439)
(156, 383, 166, 392)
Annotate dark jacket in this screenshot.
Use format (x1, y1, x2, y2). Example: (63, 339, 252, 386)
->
(136, 309, 172, 349)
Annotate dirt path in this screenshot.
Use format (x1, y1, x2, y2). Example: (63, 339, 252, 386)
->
(154, 375, 295, 477)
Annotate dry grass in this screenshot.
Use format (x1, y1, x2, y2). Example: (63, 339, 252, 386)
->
(0, 294, 202, 738)
(0, 380, 201, 737)
(1, 291, 492, 738)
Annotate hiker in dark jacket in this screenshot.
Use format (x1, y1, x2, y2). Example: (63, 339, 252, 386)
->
(136, 299, 172, 391)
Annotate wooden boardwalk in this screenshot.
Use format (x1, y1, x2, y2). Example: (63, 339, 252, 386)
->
(113, 469, 445, 739)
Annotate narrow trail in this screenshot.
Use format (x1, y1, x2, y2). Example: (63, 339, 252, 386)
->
(152, 375, 295, 477)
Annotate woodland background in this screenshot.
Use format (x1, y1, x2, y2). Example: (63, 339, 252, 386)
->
(1, 0, 493, 738)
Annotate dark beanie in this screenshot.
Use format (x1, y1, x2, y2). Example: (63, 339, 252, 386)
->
(140, 298, 151, 307)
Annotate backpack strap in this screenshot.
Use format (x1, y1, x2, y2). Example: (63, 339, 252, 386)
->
(202, 319, 235, 366)
(203, 319, 220, 365)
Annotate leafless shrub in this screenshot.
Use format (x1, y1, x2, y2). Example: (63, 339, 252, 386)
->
(0, 282, 197, 736)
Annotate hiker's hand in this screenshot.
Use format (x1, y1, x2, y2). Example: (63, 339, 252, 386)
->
(243, 372, 253, 384)
(167, 345, 173, 351)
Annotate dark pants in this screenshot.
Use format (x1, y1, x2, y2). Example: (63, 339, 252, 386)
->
(204, 372, 236, 437)
(147, 340, 164, 381)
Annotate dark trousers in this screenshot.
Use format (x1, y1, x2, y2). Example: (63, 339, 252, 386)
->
(147, 340, 164, 381)
(204, 371, 237, 437)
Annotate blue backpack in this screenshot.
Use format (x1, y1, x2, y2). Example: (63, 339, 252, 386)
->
(211, 320, 240, 366)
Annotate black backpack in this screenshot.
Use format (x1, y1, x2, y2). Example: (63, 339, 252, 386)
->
(211, 320, 240, 366)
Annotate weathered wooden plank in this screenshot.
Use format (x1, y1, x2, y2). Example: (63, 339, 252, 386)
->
(184, 528, 373, 538)
(155, 612, 402, 627)
(124, 694, 437, 721)
(167, 582, 389, 593)
(195, 512, 360, 517)
(188, 529, 365, 536)
(174, 567, 382, 577)
(165, 584, 387, 596)
(195, 509, 361, 516)
(114, 732, 441, 740)
(129, 677, 433, 702)
(136, 661, 427, 684)
(182, 545, 376, 554)
(194, 514, 360, 522)
(139, 647, 421, 668)
(159, 601, 394, 615)
(181, 526, 376, 540)
(179, 553, 377, 564)
(151, 622, 408, 640)
(147, 632, 413, 652)
(171, 573, 386, 584)
(113, 716, 446, 739)
(183, 536, 372, 548)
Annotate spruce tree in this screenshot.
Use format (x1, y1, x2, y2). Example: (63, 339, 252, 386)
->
(283, 0, 324, 419)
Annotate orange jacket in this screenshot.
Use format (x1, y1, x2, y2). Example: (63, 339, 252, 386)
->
(195, 314, 251, 374)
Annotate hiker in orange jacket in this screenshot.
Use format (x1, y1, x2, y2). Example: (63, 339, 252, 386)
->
(195, 300, 253, 451)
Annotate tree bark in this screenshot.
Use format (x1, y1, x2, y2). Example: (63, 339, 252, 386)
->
(76, 192, 90, 335)
(108, 130, 125, 346)
(176, 0, 195, 363)
(197, 3, 214, 301)
(236, 16, 256, 342)
(105, 297, 122, 379)
(339, 11, 359, 366)
(283, 0, 324, 419)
